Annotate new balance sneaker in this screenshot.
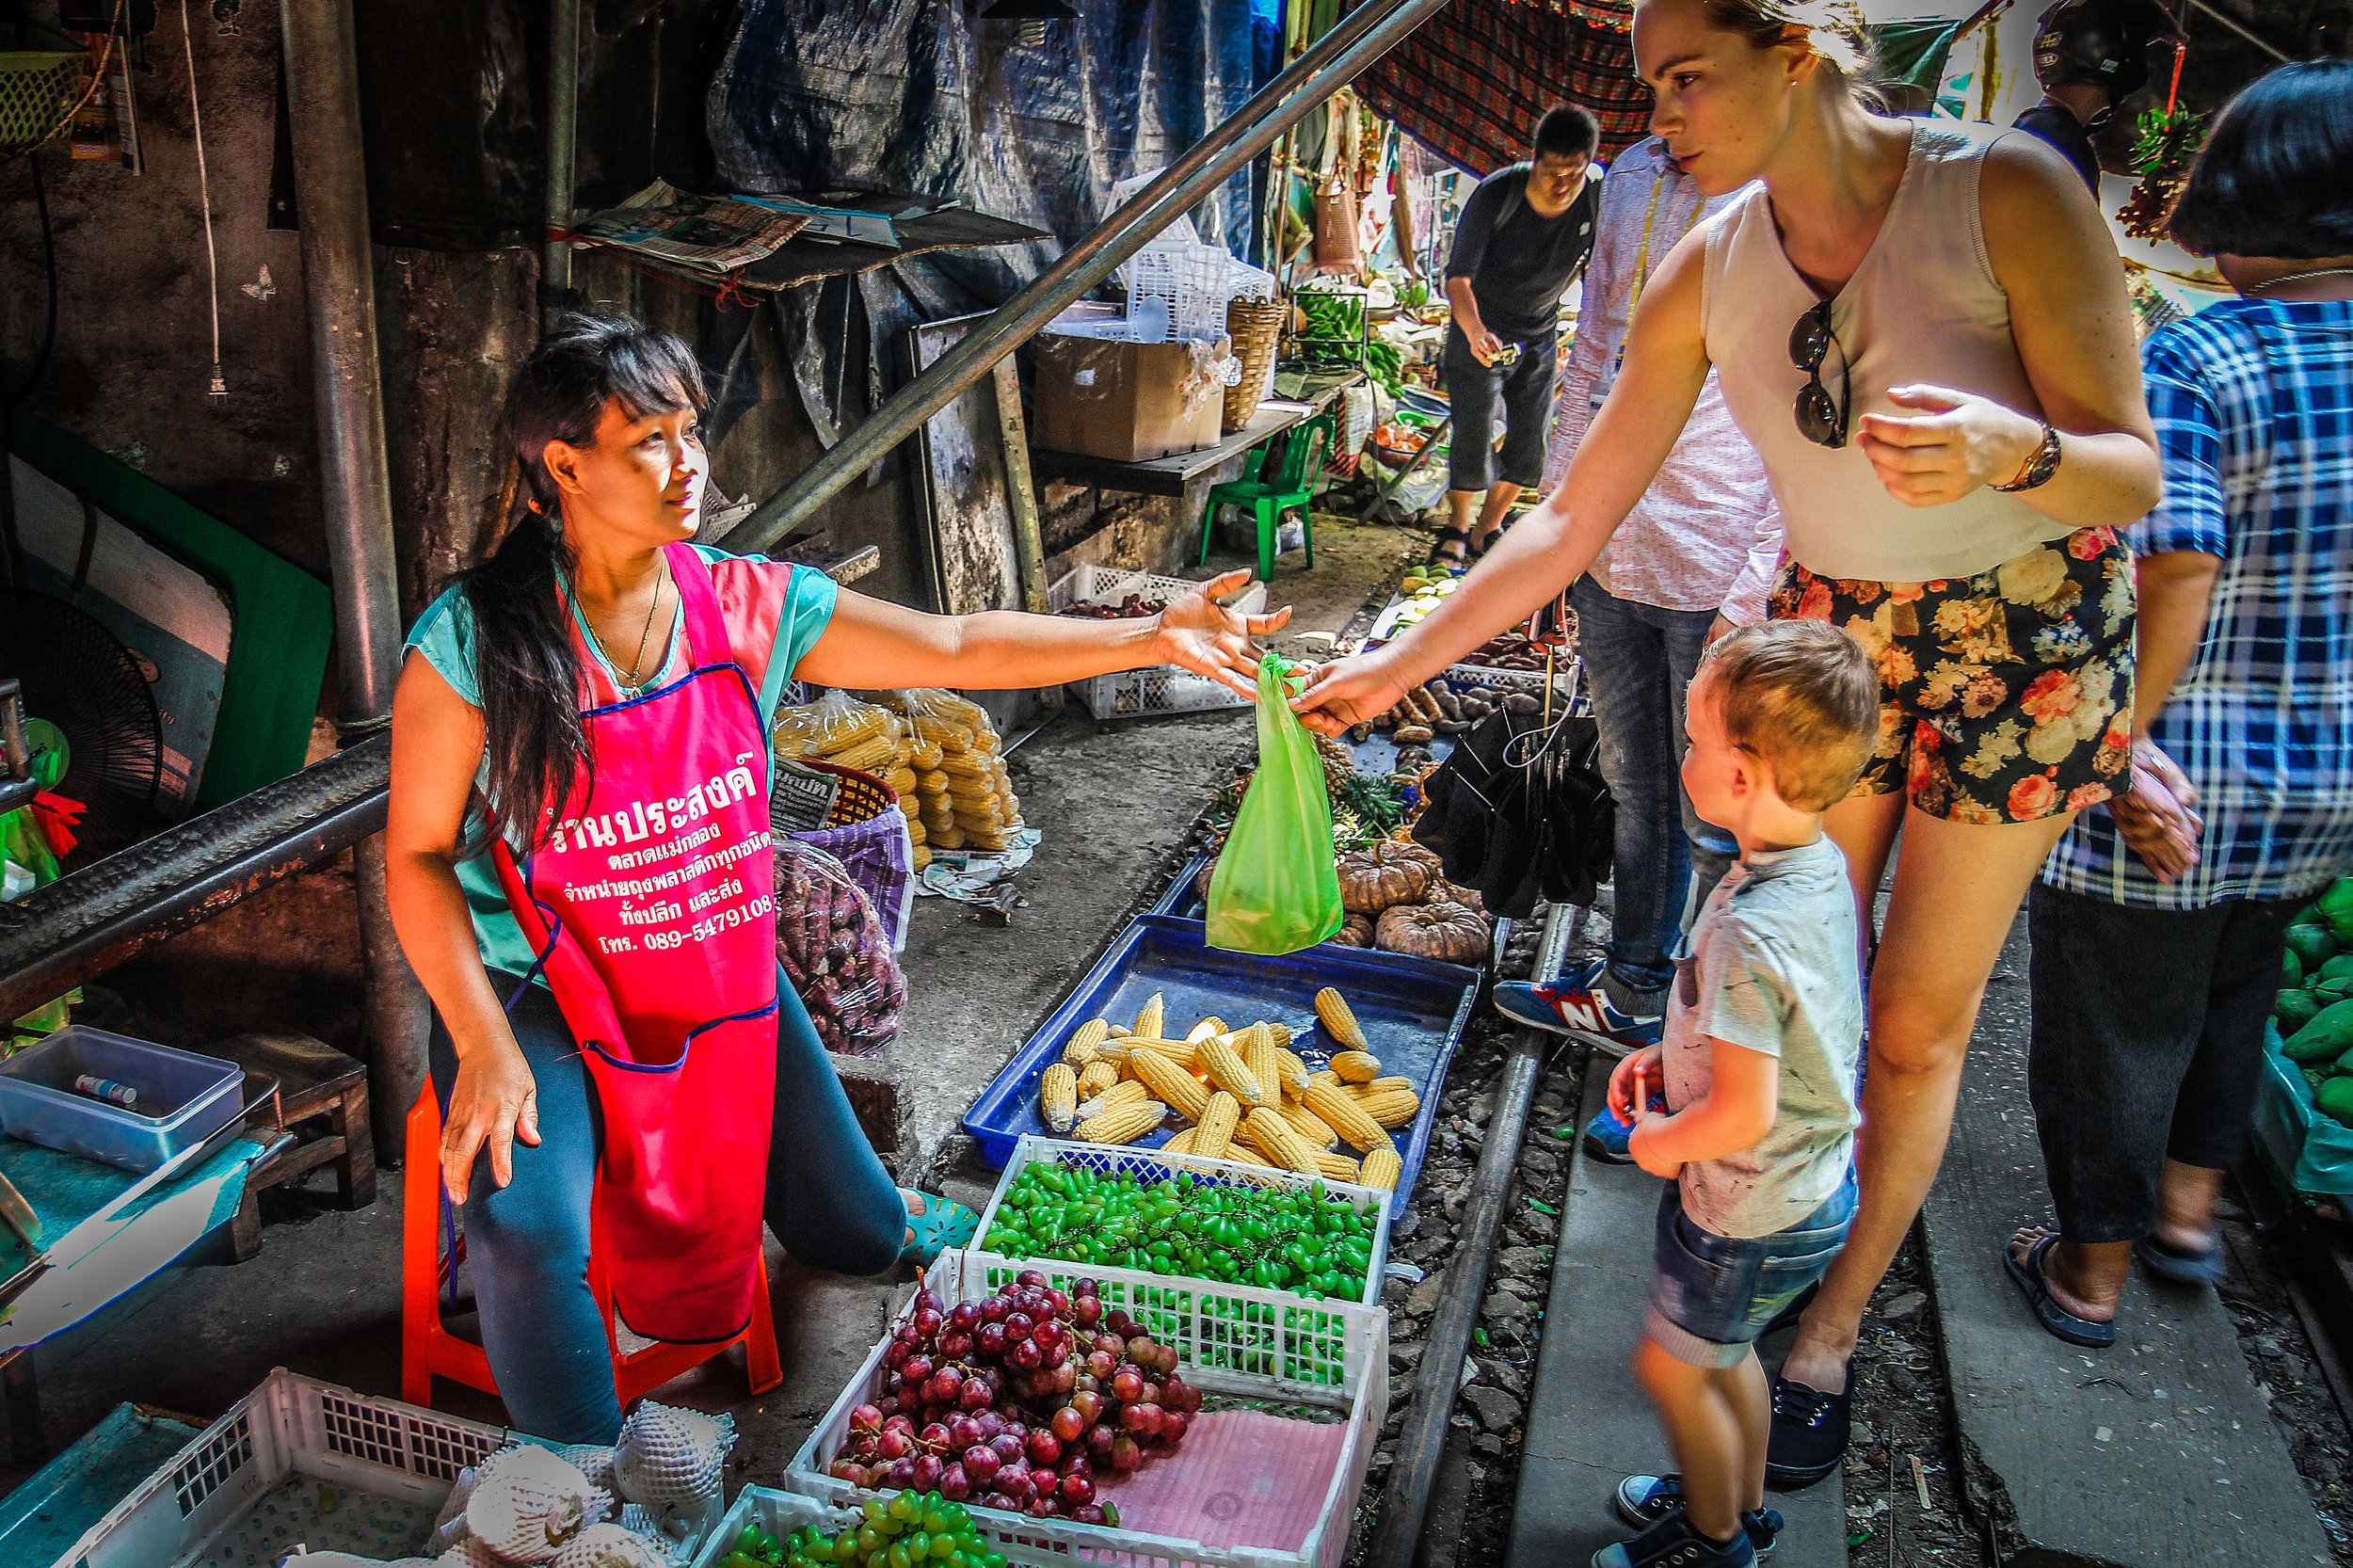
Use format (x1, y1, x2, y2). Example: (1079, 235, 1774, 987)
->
(1493, 960, 1664, 1056)
(1612, 1475, 1784, 1557)
(1591, 1509, 1756, 1568)
(1581, 1095, 1669, 1165)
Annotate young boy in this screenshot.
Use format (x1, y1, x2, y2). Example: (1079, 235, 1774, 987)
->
(1593, 620, 1879, 1568)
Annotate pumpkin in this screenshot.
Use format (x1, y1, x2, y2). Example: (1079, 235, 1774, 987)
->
(1376, 900, 1490, 966)
(1338, 840, 1440, 914)
(1330, 913, 1376, 948)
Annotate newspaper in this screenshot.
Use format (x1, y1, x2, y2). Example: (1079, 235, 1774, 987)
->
(569, 180, 812, 275)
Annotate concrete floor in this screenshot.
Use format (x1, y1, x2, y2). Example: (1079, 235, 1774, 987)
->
(0, 516, 1425, 1497)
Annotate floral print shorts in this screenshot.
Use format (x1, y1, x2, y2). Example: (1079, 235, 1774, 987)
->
(1769, 527, 2137, 824)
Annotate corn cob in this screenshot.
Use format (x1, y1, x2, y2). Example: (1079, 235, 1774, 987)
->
(1264, 1022, 1294, 1049)
(1340, 1075, 1417, 1099)
(1243, 1024, 1286, 1114)
(1275, 1098, 1342, 1150)
(1310, 1148, 1362, 1184)
(1106, 1022, 1130, 1037)
(1306, 1069, 1341, 1094)
(1194, 1092, 1241, 1160)
(1132, 992, 1165, 1040)
(1077, 1061, 1120, 1100)
(1353, 1089, 1421, 1129)
(1314, 987, 1369, 1050)
(1163, 1128, 1198, 1156)
(1103, 1033, 1198, 1072)
(1039, 1063, 1079, 1134)
(1305, 1077, 1395, 1153)
(1198, 1033, 1269, 1109)
(1358, 1146, 1401, 1192)
(1063, 1018, 1109, 1067)
(1330, 1049, 1384, 1083)
(1273, 1047, 1314, 1099)
(1243, 1107, 1322, 1175)
(1077, 1098, 1165, 1146)
(1128, 1048, 1212, 1123)
(1185, 1016, 1227, 1044)
(1077, 1079, 1148, 1122)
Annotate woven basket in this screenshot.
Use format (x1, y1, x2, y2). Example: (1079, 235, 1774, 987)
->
(0, 53, 84, 157)
(784, 760, 915, 949)
(1222, 296, 1287, 433)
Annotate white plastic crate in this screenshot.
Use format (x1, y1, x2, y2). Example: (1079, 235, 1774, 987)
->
(969, 1134, 1392, 1311)
(54, 1368, 719, 1568)
(689, 1486, 841, 1567)
(1125, 245, 1232, 343)
(1048, 568, 1270, 722)
(781, 1253, 1386, 1568)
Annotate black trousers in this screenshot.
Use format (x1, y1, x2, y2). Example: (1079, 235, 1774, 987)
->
(2026, 882, 2301, 1242)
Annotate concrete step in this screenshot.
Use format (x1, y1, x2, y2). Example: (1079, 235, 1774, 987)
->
(1506, 1064, 1848, 1566)
(1920, 920, 2334, 1566)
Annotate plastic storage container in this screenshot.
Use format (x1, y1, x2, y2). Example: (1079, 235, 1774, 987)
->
(1048, 566, 1269, 721)
(0, 1027, 246, 1172)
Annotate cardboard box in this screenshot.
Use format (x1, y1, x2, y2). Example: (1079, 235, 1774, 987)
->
(1030, 327, 1231, 463)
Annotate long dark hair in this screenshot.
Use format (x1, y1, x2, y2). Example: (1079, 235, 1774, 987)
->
(461, 312, 708, 853)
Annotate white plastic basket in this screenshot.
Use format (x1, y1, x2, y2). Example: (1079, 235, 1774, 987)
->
(689, 1487, 843, 1567)
(781, 1254, 1386, 1568)
(55, 1368, 719, 1568)
(969, 1134, 1392, 1312)
(1126, 245, 1232, 343)
(1048, 568, 1270, 722)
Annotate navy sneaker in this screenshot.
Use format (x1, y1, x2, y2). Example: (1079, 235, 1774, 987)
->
(1612, 1475, 1783, 1557)
(1494, 959, 1664, 1056)
(1591, 1509, 1756, 1567)
(1581, 1095, 1669, 1165)
(1764, 1376, 1849, 1490)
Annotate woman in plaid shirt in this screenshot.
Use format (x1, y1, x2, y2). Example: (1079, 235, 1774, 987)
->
(2009, 60, 2353, 1346)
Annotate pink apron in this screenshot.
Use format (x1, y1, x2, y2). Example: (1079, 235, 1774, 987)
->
(491, 541, 779, 1343)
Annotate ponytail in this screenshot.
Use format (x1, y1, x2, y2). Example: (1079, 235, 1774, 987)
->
(457, 312, 708, 854)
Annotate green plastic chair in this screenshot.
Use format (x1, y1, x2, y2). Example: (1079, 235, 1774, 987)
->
(1197, 414, 1335, 582)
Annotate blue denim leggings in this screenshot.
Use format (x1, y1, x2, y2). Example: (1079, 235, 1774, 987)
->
(1571, 575, 1737, 1011)
(429, 968, 905, 1443)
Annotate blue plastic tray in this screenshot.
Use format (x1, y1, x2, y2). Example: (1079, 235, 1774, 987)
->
(960, 914, 1479, 1211)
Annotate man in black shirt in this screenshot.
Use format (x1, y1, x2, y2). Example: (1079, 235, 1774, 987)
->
(2012, 0, 2184, 198)
(1435, 104, 1601, 568)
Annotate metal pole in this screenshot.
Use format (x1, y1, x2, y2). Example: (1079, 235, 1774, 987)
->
(543, 0, 583, 320)
(280, 0, 429, 1163)
(719, 0, 1451, 556)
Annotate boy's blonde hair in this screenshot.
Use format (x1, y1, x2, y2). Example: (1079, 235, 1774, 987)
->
(1699, 620, 1879, 811)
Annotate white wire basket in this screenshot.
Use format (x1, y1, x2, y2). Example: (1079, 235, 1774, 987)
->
(1126, 245, 1234, 343)
(1047, 567, 1269, 722)
(779, 1254, 1387, 1568)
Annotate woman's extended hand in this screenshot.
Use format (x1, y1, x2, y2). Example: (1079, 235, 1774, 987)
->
(1856, 384, 2046, 507)
(1156, 568, 1293, 698)
(2110, 742, 2203, 884)
(441, 1039, 541, 1205)
(1289, 650, 1411, 736)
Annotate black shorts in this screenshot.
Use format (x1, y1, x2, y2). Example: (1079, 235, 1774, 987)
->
(1442, 323, 1556, 493)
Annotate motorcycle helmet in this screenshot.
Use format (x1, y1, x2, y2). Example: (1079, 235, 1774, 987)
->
(2034, 0, 2184, 106)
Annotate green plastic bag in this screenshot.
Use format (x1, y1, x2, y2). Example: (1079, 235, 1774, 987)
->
(1207, 655, 1344, 954)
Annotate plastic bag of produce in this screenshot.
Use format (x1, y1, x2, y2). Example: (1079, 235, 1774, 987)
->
(775, 840, 905, 1056)
(771, 689, 906, 777)
(1207, 655, 1344, 954)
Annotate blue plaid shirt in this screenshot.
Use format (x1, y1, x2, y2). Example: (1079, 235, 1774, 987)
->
(2044, 297, 2353, 910)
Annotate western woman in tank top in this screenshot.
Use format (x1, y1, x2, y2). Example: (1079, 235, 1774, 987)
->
(1298, 0, 2161, 1489)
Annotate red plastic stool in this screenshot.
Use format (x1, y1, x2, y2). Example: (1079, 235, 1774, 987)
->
(401, 1081, 784, 1412)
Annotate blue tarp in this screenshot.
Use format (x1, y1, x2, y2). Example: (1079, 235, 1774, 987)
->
(706, 0, 1264, 444)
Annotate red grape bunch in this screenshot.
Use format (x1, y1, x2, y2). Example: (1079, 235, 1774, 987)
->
(829, 1271, 1206, 1527)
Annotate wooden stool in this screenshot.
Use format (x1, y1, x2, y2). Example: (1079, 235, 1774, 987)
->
(215, 1032, 376, 1261)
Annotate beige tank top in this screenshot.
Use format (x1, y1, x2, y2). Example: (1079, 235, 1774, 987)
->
(1702, 120, 2062, 583)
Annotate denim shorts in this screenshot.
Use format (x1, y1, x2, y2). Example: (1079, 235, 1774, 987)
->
(1646, 1176, 1856, 1368)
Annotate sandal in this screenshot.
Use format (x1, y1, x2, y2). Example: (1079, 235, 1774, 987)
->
(1426, 525, 1474, 570)
(2003, 1232, 2117, 1349)
(898, 1191, 980, 1269)
(2136, 1231, 2225, 1288)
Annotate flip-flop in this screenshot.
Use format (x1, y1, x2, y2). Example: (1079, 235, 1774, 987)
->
(2003, 1232, 2117, 1349)
(2136, 1232, 2225, 1287)
(898, 1192, 980, 1269)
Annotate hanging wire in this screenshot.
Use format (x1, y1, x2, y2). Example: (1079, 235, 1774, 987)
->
(176, 0, 228, 400)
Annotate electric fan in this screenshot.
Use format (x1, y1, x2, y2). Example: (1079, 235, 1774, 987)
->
(0, 589, 164, 863)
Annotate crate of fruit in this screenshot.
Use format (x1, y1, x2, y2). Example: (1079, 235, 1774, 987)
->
(1048, 566, 1269, 722)
(782, 1253, 1385, 1568)
(53, 1368, 724, 1567)
(970, 1133, 1392, 1310)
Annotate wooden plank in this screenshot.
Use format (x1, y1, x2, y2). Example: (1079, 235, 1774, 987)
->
(1031, 399, 1317, 497)
(1920, 917, 2333, 1566)
(910, 315, 1025, 616)
(991, 360, 1048, 616)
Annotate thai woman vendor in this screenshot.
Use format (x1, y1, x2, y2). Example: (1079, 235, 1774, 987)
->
(385, 313, 1289, 1443)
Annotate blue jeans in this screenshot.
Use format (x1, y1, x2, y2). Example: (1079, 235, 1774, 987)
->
(1572, 575, 1737, 1013)
(428, 968, 905, 1443)
(1647, 1175, 1856, 1368)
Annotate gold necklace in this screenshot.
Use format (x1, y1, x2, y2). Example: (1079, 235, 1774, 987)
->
(588, 560, 667, 693)
(2247, 265, 2353, 295)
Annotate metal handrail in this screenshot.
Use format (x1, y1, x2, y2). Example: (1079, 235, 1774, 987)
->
(718, 0, 1452, 556)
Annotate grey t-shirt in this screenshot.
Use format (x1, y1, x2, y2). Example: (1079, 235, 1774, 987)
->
(1662, 836, 1865, 1239)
